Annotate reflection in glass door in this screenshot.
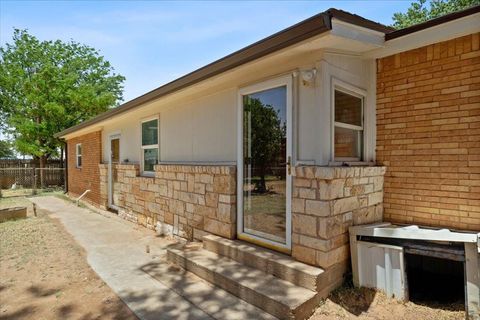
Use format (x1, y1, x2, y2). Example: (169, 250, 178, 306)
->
(108, 135, 120, 210)
(240, 79, 292, 250)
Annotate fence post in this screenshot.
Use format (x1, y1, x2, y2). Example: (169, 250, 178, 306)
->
(32, 168, 37, 196)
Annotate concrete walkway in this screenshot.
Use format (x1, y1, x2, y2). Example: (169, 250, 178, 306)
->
(31, 196, 275, 320)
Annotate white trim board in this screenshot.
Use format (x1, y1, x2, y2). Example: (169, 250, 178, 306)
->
(364, 12, 480, 59)
(331, 18, 384, 48)
(350, 222, 480, 244)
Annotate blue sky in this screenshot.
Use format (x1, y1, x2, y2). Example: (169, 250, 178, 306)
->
(0, 1, 413, 103)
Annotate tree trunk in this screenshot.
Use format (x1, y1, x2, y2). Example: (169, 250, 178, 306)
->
(39, 155, 46, 188)
(256, 165, 267, 193)
(60, 146, 64, 168)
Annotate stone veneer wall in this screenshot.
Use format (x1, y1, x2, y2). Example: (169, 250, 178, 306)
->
(291, 166, 386, 276)
(99, 164, 236, 241)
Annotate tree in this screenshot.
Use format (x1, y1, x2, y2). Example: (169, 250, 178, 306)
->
(0, 140, 15, 159)
(0, 29, 125, 168)
(244, 96, 285, 193)
(392, 0, 480, 29)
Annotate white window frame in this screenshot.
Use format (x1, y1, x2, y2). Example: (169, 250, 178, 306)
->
(140, 116, 160, 176)
(331, 79, 367, 163)
(108, 133, 121, 210)
(75, 143, 82, 168)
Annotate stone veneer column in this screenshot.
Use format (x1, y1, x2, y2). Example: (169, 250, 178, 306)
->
(99, 164, 112, 209)
(98, 163, 236, 241)
(292, 166, 386, 270)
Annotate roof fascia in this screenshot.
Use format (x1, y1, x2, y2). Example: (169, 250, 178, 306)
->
(330, 18, 385, 49)
(55, 12, 331, 139)
(364, 12, 480, 59)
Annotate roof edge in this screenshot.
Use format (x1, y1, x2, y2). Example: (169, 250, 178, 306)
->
(386, 5, 480, 41)
(55, 8, 394, 139)
(326, 8, 395, 34)
(54, 11, 331, 138)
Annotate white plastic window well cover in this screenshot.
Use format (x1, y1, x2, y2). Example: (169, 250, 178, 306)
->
(350, 223, 479, 245)
(357, 241, 407, 300)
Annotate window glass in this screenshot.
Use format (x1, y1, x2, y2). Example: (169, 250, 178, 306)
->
(334, 88, 364, 160)
(76, 144, 82, 167)
(142, 119, 158, 146)
(143, 148, 158, 172)
(334, 127, 363, 159)
(335, 90, 362, 126)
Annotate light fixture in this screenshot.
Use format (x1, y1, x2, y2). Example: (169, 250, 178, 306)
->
(301, 69, 317, 86)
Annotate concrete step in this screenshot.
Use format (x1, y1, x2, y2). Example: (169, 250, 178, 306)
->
(203, 235, 324, 292)
(141, 256, 277, 320)
(167, 246, 320, 320)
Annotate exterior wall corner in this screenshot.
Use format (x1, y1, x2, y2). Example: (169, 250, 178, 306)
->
(291, 165, 386, 269)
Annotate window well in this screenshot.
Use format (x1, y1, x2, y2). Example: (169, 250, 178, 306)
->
(405, 253, 464, 306)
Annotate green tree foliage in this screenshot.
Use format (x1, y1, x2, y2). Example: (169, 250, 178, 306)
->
(0, 29, 125, 165)
(243, 96, 285, 193)
(392, 0, 480, 29)
(0, 140, 15, 159)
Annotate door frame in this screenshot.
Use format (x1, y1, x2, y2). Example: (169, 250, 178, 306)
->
(108, 133, 121, 211)
(236, 74, 293, 253)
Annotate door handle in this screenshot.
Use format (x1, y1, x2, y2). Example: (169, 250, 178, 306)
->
(287, 156, 292, 175)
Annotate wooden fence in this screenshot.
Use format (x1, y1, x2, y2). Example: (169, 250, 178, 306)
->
(0, 159, 64, 168)
(0, 168, 65, 190)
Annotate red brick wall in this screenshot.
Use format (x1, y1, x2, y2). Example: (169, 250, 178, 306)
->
(376, 33, 480, 231)
(67, 131, 102, 205)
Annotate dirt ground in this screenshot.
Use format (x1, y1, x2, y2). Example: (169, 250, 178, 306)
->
(0, 196, 138, 320)
(0, 194, 467, 320)
(310, 285, 465, 320)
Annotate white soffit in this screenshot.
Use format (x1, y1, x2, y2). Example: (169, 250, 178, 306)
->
(329, 18, 385, 51)
(364, 12, 480, 59)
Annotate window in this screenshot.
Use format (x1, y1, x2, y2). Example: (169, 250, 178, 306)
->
(141, 118, 159, 173)
(76, 143, 82, 168)
(334, 87, 364, 161)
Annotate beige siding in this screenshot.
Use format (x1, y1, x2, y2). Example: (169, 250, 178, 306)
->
(162, 88, 237, 162)
(100, 48, 376, 166)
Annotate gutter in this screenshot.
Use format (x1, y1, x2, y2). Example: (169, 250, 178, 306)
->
(54, 13, 331, 139)
(53, 6, 480, 139)
(54, 8, 393, 139)
(386, 4, 480, 40)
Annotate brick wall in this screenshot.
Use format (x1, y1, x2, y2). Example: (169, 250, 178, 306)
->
(377, 33, 480, 231)
(67, 131, 102, 205)
(99, 164, 236, 240)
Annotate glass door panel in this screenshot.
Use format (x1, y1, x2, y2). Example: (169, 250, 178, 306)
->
(243, 86, 288, 244)
(109, 137, 120, 209)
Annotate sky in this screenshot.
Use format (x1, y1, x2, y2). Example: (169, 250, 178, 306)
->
(0, 1, 414, 104)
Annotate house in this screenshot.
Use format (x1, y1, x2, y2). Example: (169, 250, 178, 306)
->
(56, 6, 480, 320)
